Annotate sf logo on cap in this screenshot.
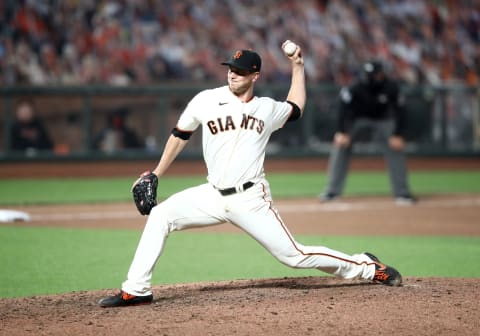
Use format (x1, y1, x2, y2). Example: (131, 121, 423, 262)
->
(233, 51, 242, 59)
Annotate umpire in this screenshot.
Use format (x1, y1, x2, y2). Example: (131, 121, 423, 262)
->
(320, 60, 416, 205)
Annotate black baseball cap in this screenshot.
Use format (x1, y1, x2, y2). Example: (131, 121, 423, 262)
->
(363, 60, 383, 74)
(221, 49, 262, 73)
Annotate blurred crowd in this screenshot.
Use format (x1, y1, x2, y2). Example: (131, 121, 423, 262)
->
(0, 0, 479, 87)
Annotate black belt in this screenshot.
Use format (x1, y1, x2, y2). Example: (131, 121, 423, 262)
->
(217, 181, 254, 196)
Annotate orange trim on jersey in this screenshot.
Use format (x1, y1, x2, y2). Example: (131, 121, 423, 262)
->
(259, 183, 374, 267)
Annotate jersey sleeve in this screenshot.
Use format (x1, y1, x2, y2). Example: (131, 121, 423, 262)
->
(176, 91, 205, 131)
(270, 100, 296, 131)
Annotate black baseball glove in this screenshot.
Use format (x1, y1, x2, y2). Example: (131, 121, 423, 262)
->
(132, 171, 158, 215)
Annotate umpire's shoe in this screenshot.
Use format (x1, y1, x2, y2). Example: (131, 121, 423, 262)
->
(364, 252, 402, 287)
(319, 192, 339, 202)
(98, 291, 153, 307)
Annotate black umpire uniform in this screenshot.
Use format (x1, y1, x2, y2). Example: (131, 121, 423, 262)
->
(320, 61, 416, 204)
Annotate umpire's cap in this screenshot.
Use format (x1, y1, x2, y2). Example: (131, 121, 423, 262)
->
(363, 60, 384, 74)
(221, 49, 261, 73)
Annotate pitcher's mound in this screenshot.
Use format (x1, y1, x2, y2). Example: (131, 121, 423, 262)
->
(1, 276, 478, 336)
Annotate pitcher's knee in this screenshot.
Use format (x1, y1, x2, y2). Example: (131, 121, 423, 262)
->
(149, 203, 162, 216)
(147, 203, 171, 233)
(148, 203, 165, 223)
(274, 252, 304, 268)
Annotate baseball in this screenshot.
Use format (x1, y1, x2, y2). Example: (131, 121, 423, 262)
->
(283, 41, 297, 56)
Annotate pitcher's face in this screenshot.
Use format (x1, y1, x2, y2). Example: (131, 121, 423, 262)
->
(227, 67, 259, 96)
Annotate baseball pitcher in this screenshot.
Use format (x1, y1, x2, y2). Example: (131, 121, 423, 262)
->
(99, 42, 402, 307)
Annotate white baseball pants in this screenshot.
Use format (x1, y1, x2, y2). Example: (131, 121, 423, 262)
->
(122, 179, 375, 296)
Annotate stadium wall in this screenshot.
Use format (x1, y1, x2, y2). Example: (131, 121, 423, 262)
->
(1, 84, 479, 161)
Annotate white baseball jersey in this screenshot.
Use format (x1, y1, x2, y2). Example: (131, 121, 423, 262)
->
(176, 85, 292, 188)
(121, 85, 377, 297)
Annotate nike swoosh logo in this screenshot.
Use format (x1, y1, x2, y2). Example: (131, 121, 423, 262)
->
(219, 102, 229, 106)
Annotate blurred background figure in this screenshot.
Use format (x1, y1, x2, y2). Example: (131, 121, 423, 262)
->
(9, 99, 53, 153)
(93, 107, 142, 153)
(319, 60, 416, 205)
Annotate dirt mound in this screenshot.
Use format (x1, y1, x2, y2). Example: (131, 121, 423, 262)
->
(1, 276, 478, 336)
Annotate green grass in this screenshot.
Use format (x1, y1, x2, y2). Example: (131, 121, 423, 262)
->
(1, 171, 480, 205)
(1, 170, 479, 298)
(0, 176, 206, 205)
(1, 226, 479, 298)
(269, 171, 480, 197)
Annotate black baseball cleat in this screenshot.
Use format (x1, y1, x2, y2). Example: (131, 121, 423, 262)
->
(98, 290, 153, 307)
(319, 192, 339, 202)
(364, 252, 402, 287)
(395, 194, 417, 206)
